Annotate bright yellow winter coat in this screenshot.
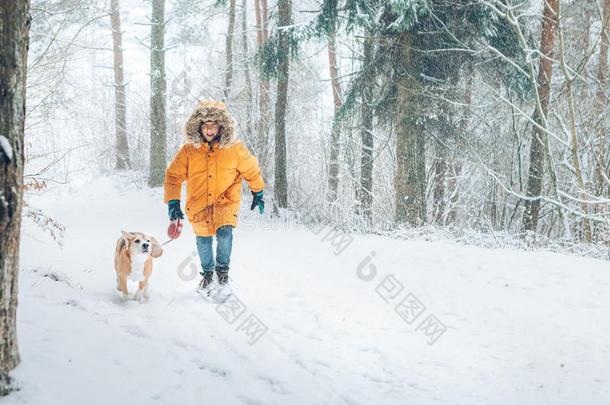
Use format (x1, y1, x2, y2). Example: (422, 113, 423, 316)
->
(164, 101, 265, 236)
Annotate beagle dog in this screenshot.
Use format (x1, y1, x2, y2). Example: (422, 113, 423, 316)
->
(114, 231, 163, 301)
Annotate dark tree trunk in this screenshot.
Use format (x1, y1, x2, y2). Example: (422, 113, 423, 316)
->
(395, 32, 426, 225)
(522, 0, 559, 233)
(148, 0, 167, 187)
(0, 0, 30, 394)
(327, 28, 342, 203)
(273, 0, 291, 208)
(359, 33, 374, 224)
(110, 0, 129, 169)
(223, 0, 237, 102)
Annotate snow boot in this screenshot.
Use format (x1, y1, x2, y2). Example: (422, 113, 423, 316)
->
(198, 271, 214, 291)
(214, 266, 232, 302)
(216, 266, 229, 285)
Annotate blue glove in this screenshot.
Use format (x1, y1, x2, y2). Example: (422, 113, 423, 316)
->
(168, 199, 185, 221)
(250, 190, 264, 214)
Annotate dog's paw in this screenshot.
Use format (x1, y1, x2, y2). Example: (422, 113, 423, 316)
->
(134, 289, 148, 303)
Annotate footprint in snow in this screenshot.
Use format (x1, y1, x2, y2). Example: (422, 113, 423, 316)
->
(121, 324, 150, 339)
(194, 360, 229, 378)
(256, 375, 290, 395)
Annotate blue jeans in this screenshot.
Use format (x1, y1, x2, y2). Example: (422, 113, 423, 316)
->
(196, 225, 233, 274)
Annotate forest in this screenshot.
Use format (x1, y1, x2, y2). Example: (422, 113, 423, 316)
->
(5, 0, 610, 244)
(1, 0, 610, 402)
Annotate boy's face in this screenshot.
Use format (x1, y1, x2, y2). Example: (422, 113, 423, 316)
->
(200, 121, 220, 141)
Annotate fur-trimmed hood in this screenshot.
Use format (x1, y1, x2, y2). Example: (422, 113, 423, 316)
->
(184, 100, 238, 149)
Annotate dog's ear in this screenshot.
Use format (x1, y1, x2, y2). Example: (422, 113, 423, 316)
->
(150, 237, 163, 258)
(120, 231, 133, 247)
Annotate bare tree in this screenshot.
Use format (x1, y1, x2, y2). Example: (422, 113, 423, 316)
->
(0, 0, 31, 394)
(326, 26, 342, 203)
(582, 0, 594, 63)
(254, 0, 271, 173)
(594, 0, 610, 197)
(241, 0, 254, 140)
(223, 0, 237, 102)
(148, 0, 167, 187)
(522, 0, 560, 233)
(110, 0, 129, 169)
(557, 0, 592, 241)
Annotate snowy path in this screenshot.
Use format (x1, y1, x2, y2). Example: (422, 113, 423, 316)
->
(5, 176, 610, 405)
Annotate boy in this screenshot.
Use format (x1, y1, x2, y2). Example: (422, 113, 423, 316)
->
(164, 100, 264, 297)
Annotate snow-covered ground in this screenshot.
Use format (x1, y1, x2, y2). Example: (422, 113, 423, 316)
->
(4, 175, 610, 405)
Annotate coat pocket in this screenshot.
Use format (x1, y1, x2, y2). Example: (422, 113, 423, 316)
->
(186, 198, 208, 223)
(219, 180, 241, 205)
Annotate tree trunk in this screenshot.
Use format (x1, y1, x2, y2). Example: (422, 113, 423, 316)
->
(241, 0, 254, 141)
(0, 0, 30, 393)
(557, 0, 592, 241)
(432, 100, 452, 224)
(432, 133, 447, 224)
(273, 0, 291, 209)
(594, 0, 610, 197)
(254, 0, 263, 44)
(395, 32, 426, 225)
(254, 0, 271, 174)
(447, 69, 472, 225)
(521, 0, 559, 233)
(110, 0, 129, 169)
(359, 33, 374, 224)
(148, 0, 167, 187)
(583, 0, 593, 63)
(326, 28, 342, 203)
(223, 0, 237, 102)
